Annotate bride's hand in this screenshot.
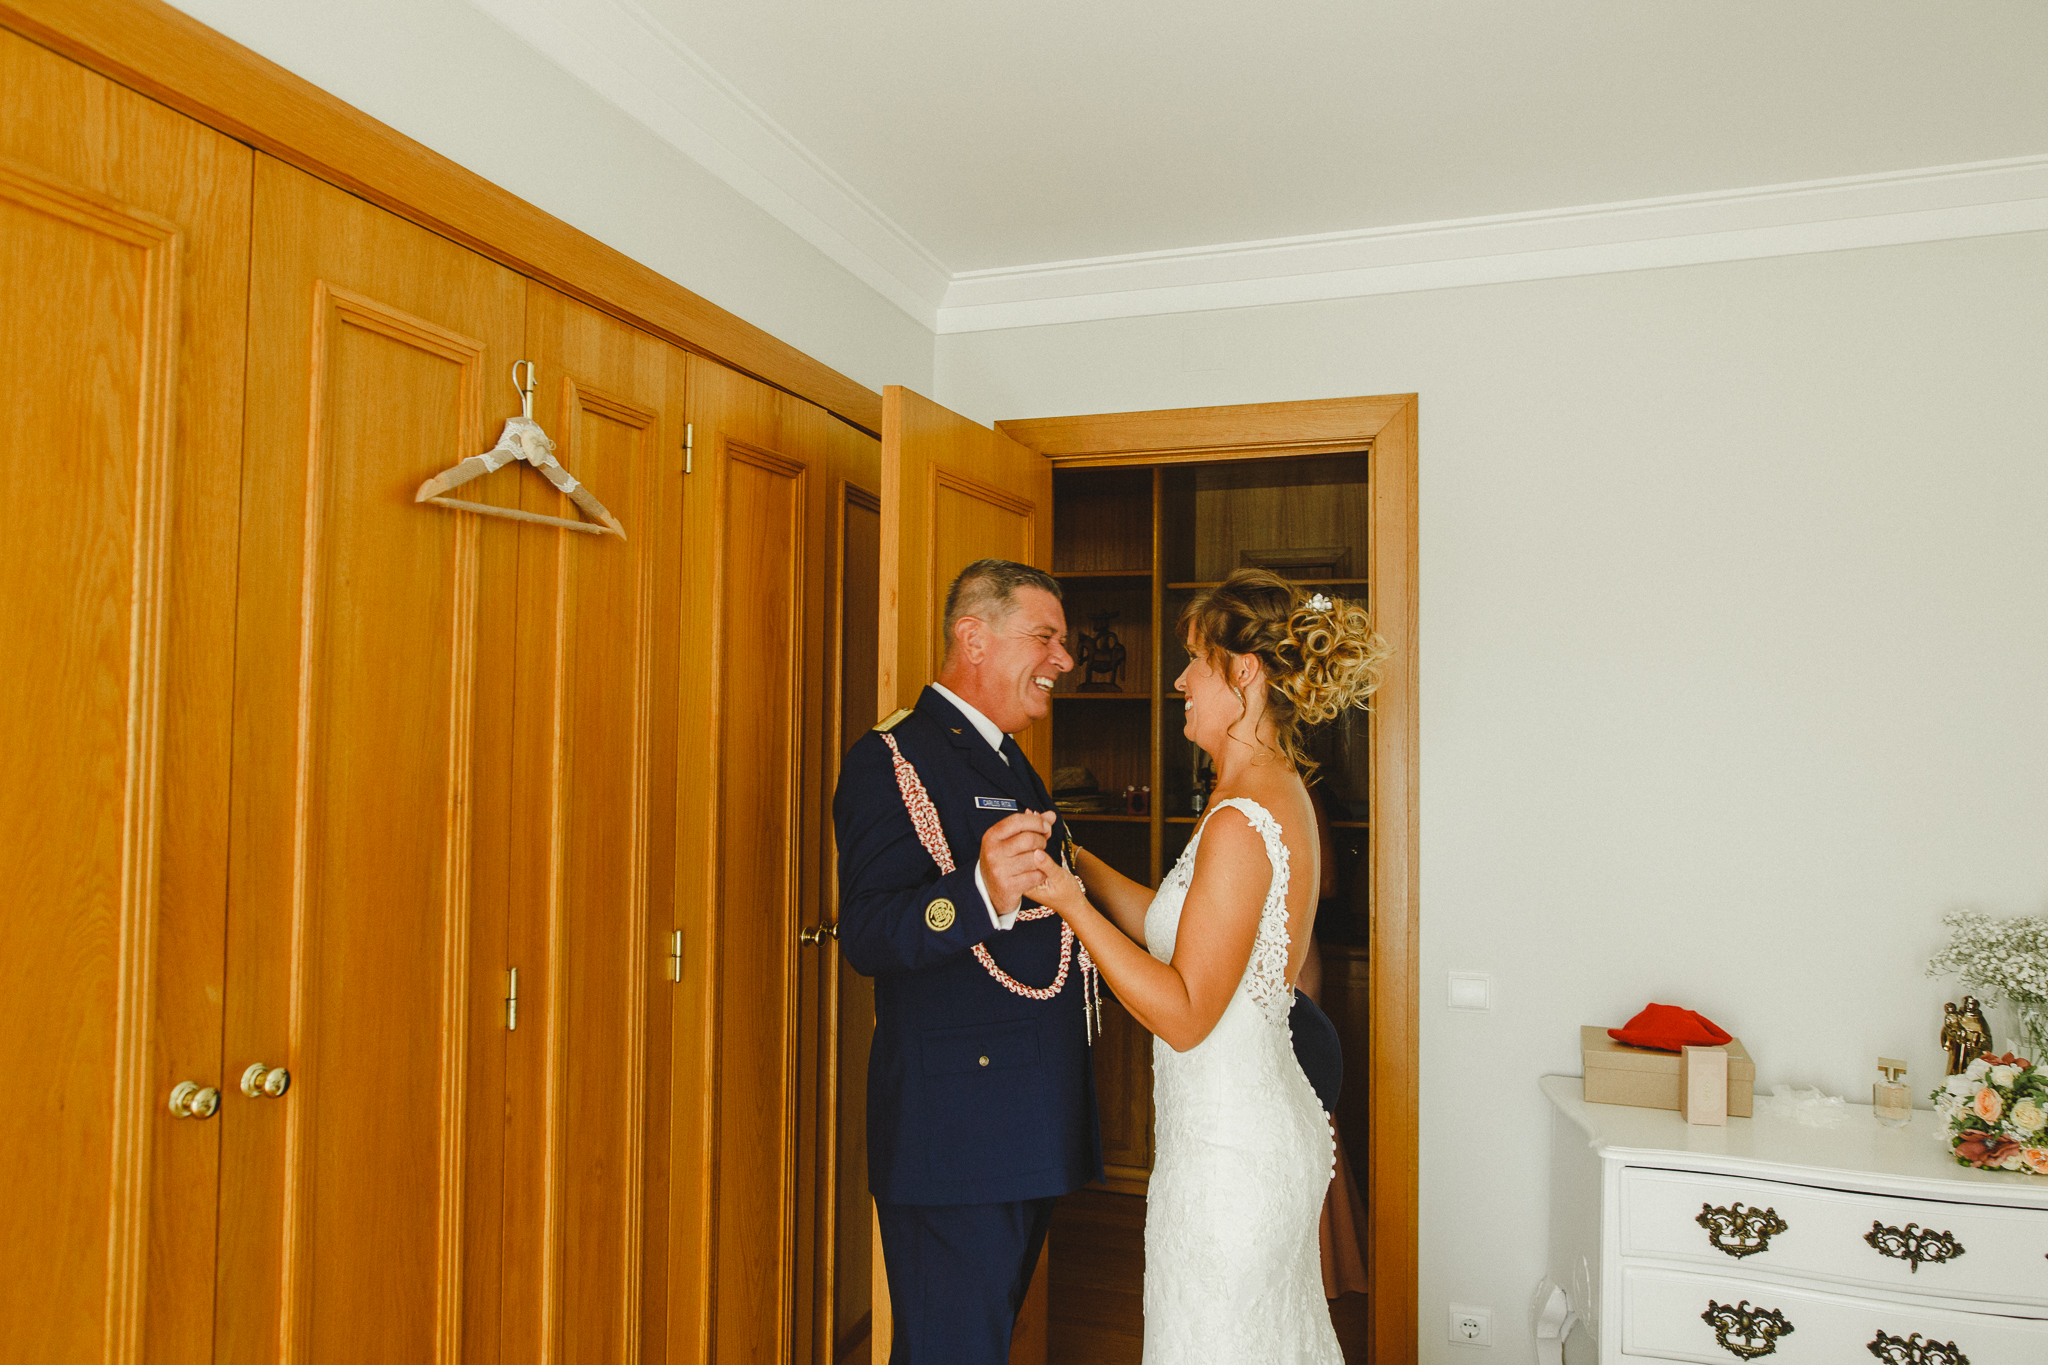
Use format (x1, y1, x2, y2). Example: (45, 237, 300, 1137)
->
(1024, 854, 1090, 919)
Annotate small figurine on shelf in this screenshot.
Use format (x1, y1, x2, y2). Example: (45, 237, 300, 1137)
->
(1942, 998, 1995, 1075)
(1942, 1003, 1975, 1075)
(1076, 611, 1126, 692)
(1962, 996, 1995, 1064)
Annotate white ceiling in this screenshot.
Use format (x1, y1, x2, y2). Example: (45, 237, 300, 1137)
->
(476, 0, 2048, 328)
(637, 0, 2048, 268)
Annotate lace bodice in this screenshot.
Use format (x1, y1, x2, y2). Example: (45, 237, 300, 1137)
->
(1145, 797, 1297, 1024)
(1138, 796, 1340, 1363)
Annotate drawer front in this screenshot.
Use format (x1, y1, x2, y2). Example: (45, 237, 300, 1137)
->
(1622, 1265, 2048, 1364)
(1621, 1168, 2048, 1308)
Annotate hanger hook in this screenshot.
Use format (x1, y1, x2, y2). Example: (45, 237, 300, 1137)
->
(512, 359, 536, 419)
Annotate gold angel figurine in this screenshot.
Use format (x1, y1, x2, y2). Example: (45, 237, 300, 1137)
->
(1960, 996, 1995, 1062)
(1941, 1002, 1970, 1075)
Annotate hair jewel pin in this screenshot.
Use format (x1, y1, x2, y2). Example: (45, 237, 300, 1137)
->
(1305, 593, 1333, 613)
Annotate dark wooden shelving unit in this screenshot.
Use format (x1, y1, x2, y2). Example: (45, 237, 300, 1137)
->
(1049, 453, 1378, 1194)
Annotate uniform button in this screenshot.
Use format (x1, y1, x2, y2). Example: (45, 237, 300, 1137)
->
(978, 1055, 990, 1067)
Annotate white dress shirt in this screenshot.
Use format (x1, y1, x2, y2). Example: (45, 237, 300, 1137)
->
(930, 682, 1021, 931)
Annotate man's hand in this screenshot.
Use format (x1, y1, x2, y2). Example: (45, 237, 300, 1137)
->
(978, 810, 1056, 916)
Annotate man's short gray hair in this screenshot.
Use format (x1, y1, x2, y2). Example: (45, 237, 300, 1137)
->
(942, 559, 1062, 659)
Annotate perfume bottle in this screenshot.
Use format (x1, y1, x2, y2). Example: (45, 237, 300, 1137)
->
(1873, 1057, 1911, 1128)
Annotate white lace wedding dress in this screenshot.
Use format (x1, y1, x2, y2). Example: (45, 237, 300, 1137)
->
(1141, 797, 1342, 1364)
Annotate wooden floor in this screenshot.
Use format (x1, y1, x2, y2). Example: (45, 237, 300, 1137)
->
(1046, 1188, 1371, 1364)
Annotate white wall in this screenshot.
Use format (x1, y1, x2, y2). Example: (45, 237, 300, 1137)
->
(937, 231, 2048, 1361)
(162, 0, 932, 396)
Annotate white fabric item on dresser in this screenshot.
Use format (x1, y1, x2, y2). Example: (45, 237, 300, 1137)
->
(1141, 798, 1341, 1364)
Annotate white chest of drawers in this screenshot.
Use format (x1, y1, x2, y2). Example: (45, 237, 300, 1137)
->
(1543, 1075, 2048, 1364)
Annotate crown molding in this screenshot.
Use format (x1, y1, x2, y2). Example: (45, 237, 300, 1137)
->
(935, 156, 2048, 332)
(468, 0, 950, 327)
(459, 1, 2048, 339)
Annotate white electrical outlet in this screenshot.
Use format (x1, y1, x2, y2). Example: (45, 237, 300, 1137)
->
(1448, 1303, 1493, 1347)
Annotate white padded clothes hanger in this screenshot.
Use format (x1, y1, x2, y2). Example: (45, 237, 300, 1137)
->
(415, 360, 626, 539)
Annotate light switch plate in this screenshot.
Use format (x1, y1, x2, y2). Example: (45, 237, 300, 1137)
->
(1448, 971, 1491, 1012)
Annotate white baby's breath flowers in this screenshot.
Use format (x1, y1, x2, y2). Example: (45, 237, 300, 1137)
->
(1927, 910, 2048, 1006)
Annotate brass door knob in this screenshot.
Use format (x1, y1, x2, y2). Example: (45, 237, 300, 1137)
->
(240, 1063, 291, 1098)
(168, 1082, 220, 1119)
(798, 923, 838, 946)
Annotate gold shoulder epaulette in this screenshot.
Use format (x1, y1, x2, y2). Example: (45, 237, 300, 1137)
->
(873, 707, 914, 732)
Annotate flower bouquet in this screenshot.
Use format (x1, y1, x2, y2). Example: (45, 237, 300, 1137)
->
(1931, 1053, 2048, 1175)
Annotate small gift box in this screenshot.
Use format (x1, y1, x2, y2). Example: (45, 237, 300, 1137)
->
(1581, 1026, 1755, 1117)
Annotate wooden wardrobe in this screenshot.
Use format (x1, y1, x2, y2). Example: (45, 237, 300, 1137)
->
(0, 17, 881, 1363)
(1, 4, 1419, 1363)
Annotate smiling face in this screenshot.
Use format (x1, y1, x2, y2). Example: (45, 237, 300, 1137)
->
(941, 585, 1073, 733)
(1174, 628, 1253, 755)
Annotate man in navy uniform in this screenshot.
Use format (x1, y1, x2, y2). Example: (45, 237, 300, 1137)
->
(834, 559, 1100, 1364)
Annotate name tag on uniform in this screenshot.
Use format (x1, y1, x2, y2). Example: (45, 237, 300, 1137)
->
(974, 796, 1019, 811)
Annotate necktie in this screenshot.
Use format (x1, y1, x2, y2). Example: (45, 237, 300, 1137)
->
(999, 734, 1026, 771)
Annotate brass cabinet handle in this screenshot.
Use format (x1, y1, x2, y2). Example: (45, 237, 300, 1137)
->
(1867, 1329, 1970, 1365)
(1863, 1221, 1965, 1272)
(1701, 1299, 1794, 1359)
(798, 924, 838, 946)
(1696, 1201, 1789, 1258)
(240, 1063, 291, 1098)
(167, 1082, 220, 1119)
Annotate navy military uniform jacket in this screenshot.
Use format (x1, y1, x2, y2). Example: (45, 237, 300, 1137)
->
(834, 687, 1103, 1206)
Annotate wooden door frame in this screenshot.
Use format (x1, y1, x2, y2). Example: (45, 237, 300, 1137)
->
(998, 396, 1420, 1363)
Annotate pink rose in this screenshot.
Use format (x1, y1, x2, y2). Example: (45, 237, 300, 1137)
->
(1973, 1086, 2004, 1124)
(2021, 1147, 2048, 1176)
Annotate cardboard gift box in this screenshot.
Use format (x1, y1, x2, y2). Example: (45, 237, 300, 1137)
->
(1581, 1025, 1754, 1117)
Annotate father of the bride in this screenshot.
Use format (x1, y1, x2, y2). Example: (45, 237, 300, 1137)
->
(834, 558, 1102, 1364)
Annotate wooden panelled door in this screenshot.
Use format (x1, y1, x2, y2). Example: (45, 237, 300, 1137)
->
(218, 157, 528, 1365)
(795, 427, 883, 1365)
(0, 29, 250, 1365)
(675, 356, 834, 1364)
(873, 385, 1057, 1363)
(500, 284, 687, 1365)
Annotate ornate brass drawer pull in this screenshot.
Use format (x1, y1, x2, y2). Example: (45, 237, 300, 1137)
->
(1696, 1201, 1789, 1258)
(1863, 1220, 1965, 1272)
(1702, 1299, 1795, 1359)
(1867, 1329, 1970, 1365)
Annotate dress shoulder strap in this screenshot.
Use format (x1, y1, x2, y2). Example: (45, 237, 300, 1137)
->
(1203, 797, 1287, 865)
(1201, 798, 1295, 1021)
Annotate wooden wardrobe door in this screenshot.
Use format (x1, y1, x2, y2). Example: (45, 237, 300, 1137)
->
(0, 31, 250, 1365)
(878, 386, 1055, 771)
(796, 423, 882, 1365)
(501, 284, 685, 1365)
(673, 356, 832, 1364)
(217, 156, 526, 1365)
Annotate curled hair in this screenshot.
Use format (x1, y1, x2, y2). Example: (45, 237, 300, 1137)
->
(1178, 567, 1390, 778)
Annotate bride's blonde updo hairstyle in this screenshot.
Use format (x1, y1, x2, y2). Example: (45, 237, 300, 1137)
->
(1179, 567, 1391, 777)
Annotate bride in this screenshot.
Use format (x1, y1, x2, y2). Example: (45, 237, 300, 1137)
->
(1027, 568, 1387, 1364)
